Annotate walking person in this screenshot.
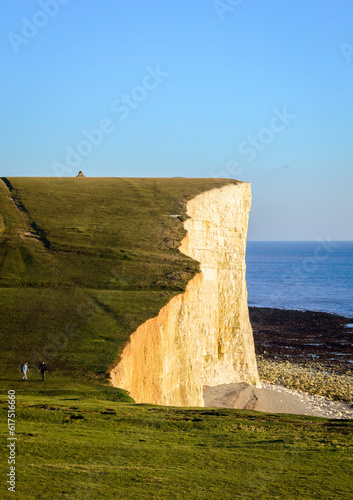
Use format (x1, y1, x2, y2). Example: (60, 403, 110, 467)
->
(38, 361, 48, 381)
(21, 361, 29, 381)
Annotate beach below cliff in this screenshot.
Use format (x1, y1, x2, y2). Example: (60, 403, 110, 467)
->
(204, 307, 353, 418)
(203, 381, 353, 419)
(249, 307, 353, 372)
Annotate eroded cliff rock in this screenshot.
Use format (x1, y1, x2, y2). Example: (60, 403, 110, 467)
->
(110, 182, 260, 406)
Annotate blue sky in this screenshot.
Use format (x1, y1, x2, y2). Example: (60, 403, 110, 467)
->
(1, 0, 352, 240)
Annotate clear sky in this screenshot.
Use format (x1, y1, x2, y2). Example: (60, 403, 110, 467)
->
(1, 0, 352, 240)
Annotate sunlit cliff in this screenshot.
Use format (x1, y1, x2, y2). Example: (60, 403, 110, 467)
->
(110, 182, 260, 406)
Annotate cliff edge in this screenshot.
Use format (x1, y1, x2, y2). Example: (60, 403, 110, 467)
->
(110, 182, 260, 406)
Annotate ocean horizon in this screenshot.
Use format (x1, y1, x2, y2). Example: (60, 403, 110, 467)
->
(245, 241, 353, 319)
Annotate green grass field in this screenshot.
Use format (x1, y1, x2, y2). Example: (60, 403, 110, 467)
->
(0, 177, 233, 379)
(1, 177, 352, 499)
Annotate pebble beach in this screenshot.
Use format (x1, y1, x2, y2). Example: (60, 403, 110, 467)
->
(205, 307, 353, 419)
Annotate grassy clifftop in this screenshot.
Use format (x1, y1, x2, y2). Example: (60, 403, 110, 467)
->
(0, 177, 352, 499)
(0, 177, 234, 380)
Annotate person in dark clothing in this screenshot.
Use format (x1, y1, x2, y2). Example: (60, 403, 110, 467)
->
(38, 361, 48, 381)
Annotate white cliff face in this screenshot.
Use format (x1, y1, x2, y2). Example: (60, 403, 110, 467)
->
(110, 182, 260, 406)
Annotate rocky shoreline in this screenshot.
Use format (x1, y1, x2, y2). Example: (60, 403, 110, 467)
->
(204, 381, 353, 419)
(250, 307, 353, 372)
(205, 307, 353, 419)
(260, 382, 353, 419)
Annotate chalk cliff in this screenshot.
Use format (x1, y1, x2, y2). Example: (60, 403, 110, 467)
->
(110, 182, 260, 406)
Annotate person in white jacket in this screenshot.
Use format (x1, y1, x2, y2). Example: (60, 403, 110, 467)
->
(21, 361, 29, 381)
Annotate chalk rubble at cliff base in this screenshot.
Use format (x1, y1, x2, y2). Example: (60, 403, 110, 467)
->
(203, 382, 353, 419)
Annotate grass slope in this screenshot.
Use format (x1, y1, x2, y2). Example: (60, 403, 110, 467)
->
(1, 177, 352, 499)
(0, 177, 233, 380)
(1, 389, 352, 499)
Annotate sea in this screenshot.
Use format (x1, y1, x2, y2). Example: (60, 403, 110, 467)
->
(245, 241, 353, 319)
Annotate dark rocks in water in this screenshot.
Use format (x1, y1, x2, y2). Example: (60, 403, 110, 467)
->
(249, 307, 353, 372)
